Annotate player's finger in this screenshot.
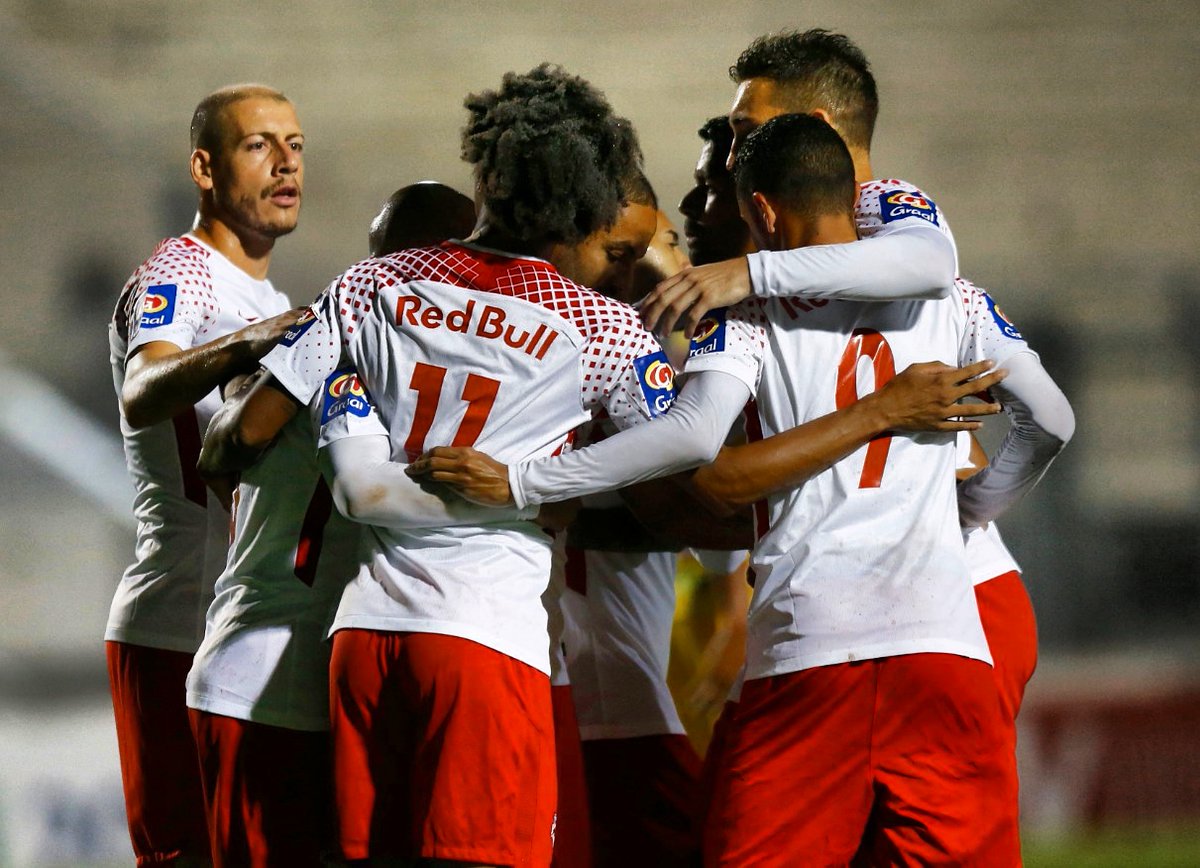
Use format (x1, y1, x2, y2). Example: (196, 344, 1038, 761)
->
(654, 285, 698, 337)
(951, 359, 996, 383)
(960, 368, 1007, 395)
(937, 419, 984, 432)
(680, 296, 715, 341)
(641, 274, 688, 332)
(950, 400, 1002, 418)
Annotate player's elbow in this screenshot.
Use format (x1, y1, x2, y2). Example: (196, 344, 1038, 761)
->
(331, 475, 387, 525)
(120, 380, 158, 429)
(898, 228, 956, 299)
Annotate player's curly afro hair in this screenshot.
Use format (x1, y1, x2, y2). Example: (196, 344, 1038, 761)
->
(462, 64, 642, 246)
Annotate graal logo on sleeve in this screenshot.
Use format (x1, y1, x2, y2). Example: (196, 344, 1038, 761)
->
(632, 350, 676, 417)
(880, 190, 940, 226)
(139, 285, 178, 328)
(321, 369, 373, 425)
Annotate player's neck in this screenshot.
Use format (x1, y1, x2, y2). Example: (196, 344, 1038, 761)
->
(191, 214, 274, 280)
(851, 147, 874, 185)
(778, 212, 859, 249)
(466, 217, 555, 264)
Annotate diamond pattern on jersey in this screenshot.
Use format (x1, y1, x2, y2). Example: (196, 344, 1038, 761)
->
(330, 243, 660, 421)
(114, 236, 218, 347)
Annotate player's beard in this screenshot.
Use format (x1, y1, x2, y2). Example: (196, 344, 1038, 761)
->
(218, 184, 300, 241)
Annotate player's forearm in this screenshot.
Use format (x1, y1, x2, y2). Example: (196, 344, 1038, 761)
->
(957, 351, 1074, 526)
(327, 437, 536, 529)
(691, 396, 891, 509)
(748, 223, 955, 301)
(510, 370, 750, 508)
(122, 334, 273, 429)
(198, 370, 301, 478)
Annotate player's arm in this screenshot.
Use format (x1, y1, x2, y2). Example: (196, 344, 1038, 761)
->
(122, 308, 304, 429)
(956, 351, 1074, 527)
(323, 434, 539, 529)
(642, 220, 955, 336)
(408, 369, 752, 508)
(198, 367, 303, 479)
(689, 359, 1006, 511)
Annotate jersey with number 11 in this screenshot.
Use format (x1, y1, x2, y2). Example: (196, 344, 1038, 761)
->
(261, 242, 673, 674)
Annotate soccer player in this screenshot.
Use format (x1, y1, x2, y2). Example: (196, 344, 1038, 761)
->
(678, 116, 755, 268)
(368, 181, 476, 256)
(414, 113, 1073, 865)
(216, 65, 673, 867)
(105, 83, 304, 866)
(180, 178, 480, 866)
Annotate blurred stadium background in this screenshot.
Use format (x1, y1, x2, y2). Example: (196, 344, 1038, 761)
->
(1, 1, 1197, 864)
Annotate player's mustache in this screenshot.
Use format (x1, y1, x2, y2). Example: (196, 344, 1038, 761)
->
(261, 179, 300, 199)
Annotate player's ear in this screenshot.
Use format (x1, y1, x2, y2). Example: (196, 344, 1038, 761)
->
(749, 191, 778, 239)
(191, 148, 215, 192)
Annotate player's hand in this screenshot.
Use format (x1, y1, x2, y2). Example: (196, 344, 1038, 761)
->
(235, 307, 310, 357)
(406, 446, 514, 507)
(872, 359, 1006, 432)
(639, 257, 752, 337)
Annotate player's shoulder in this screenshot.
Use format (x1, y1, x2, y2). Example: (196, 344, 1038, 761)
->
(136, 235, 213, 285)
(955, 277, 1025, 341)
(856, 178, 943, 229)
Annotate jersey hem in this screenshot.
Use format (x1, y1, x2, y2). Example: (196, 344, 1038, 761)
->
(103, 627, 200, 654)
(745, 638, 992, 681)
(185, 691, 329, 732)
(328, 616, 550, 676)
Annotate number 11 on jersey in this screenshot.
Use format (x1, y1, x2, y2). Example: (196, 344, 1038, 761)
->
(404, 362, 501, 460)
(836, 328, 895, 489)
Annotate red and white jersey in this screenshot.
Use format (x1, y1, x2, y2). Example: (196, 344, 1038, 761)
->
(955, 433, 1022, 586)
(106, 234, 292, 651)
(260, 242, 675, 674)
(560, 545, 684, 740)
(186, 366, 377, 730)
(856, 178, 958, 266)
(685, 276, 1032, 681)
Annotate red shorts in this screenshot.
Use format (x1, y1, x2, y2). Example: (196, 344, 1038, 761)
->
(582, 733, 702, 867)
(105, 641, 209, 866)
(330, 629, 557, 866)
(188, 710, 332, 867)
(976, 570, 1038, 726)
(552, 685, 592, 868)
(704, 654, 1012, 868)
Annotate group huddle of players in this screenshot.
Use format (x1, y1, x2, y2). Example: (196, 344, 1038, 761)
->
(105, 27, 1074, 868)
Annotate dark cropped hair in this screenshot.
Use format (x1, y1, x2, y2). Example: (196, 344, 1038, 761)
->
(462, 64, 642, 245)
(730, 29, 878, 150)
(622, 168, 657, 210)
(733, 113, 856, 219)
(697, 115, 734, 172)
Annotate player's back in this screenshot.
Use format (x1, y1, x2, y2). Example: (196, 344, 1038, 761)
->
(692, 291, 989, 681)
(327, 242, 670, 674)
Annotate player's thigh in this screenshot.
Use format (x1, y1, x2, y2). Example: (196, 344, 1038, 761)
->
(703, 665, 876, 868)
(106, 641, 209, 859)
(869, 653, 1013, 867)
(975, 572, 1038, 725)
(190, 709, 331, 867)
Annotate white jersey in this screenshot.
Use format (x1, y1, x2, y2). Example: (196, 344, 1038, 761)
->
(107, 234, 292, 652)
(260, 242, 675, 674)
(955, 433, 1022, 586)
(186, 366, 376, 730)
(685, 275, 1032, 681)
(856, 178, 957, 254)
(560, 546, 683, 740)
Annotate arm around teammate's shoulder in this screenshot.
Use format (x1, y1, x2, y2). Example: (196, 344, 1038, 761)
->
(121, 308, 305, 429)
(198, 367, 302, 479)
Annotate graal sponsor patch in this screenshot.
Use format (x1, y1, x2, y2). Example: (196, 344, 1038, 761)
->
(320, 368, 372, 424)
(138, 284, 177, 328)
(688, 308, 727, 358)
(280, 306, 319, 346)
(631, 351, 676, 417)
(880, 189, 940, 226)
(984, 292, 1023, 340)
